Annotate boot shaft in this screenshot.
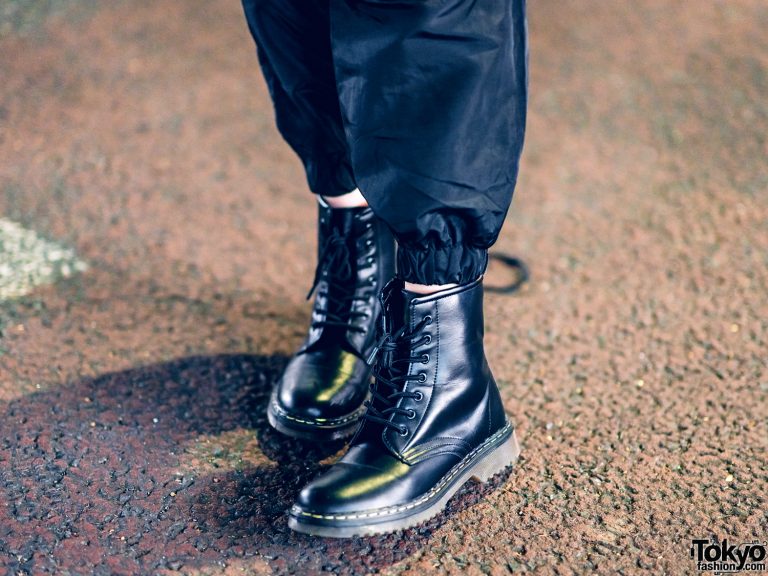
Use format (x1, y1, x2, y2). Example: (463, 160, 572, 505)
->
(268, 203, 395, 441)
(306, 202, 395, 355)
(361, 278, 508, 464)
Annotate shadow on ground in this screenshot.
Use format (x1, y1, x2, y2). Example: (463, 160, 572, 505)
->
(0, 353, 512, 574)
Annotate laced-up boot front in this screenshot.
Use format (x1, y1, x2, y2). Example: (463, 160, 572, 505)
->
(288, 277, 520, 536)
(268, 202, 395, 440)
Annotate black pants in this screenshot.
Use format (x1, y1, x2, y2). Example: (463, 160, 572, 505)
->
(242, 0, 528, 285)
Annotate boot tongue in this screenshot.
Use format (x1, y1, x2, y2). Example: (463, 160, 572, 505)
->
(376, 282, 424, 372)
(379, 279, 410, 334)
(398, 287, 421, 331)
(353, 281, 414, 444)
(322, 207, 359, 284)
(328, 204, 369, 236)
(307, 207, 360, 350)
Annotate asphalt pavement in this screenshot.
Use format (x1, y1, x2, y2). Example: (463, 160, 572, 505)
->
(0, 1, 766, 574)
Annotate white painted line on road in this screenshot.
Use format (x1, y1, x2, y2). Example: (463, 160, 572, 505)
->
(0, 218, 88, 300)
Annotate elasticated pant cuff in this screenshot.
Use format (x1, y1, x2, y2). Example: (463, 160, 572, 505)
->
(396, 243, 488, 286)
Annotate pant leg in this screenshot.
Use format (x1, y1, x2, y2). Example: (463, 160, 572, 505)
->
(242, 0, 356, 197)
(330, 0, 528, 285)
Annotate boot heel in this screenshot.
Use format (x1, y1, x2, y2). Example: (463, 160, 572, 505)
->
(471, 429, 521, 483)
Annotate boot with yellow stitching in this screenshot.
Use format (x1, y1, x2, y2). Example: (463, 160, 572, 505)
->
(268, 201, 395, 441)
(288, 277, 519, 536)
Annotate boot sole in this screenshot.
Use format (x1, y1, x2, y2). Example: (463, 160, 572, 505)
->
(287, 422, 520, 537)
(267, 395, 365, 442)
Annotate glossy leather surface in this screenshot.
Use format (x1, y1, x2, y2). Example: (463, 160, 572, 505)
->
(293, 278, 509, 516)
(270, 203, 395, 434)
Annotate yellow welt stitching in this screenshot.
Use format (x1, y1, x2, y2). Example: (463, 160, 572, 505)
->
(272, 400, 365, 427)
(294, 423, 512, 521)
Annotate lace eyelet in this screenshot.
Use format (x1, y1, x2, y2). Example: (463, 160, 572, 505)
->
(418, 373, 427, 383)
(414, 391, 424, 402)
(398, 426, 409, 436)
(365, 239, 373, 247)
(423, 315, 433, 325)
(421, 354, 430, 364)
(367, 257, 374, 264)
(406, 409, 416, 419)
(368, 276, 376, 284)
(423, 335, 432, 345)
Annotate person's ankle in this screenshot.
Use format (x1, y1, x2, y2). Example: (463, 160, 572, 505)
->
(322, 188, 368, 209)
(404, 275, 483, 295)
(403, 281, 459, 295)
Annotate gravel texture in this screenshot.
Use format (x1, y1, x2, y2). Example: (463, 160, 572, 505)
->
(0, 0, 766, 574)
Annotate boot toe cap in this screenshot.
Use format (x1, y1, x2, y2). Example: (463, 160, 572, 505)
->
(292, 440, 458, 518)
(294, 459, 410, 517)
(276, 350, 370, 421)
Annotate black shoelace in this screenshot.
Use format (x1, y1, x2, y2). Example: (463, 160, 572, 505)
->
(484, 252, 530, 294)
(361, 315, 432, 436)
(306, 228, 369, 334)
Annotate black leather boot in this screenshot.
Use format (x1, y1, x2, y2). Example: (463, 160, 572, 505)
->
(268, 202, 395, 441)
(288, 277, 520, 537)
